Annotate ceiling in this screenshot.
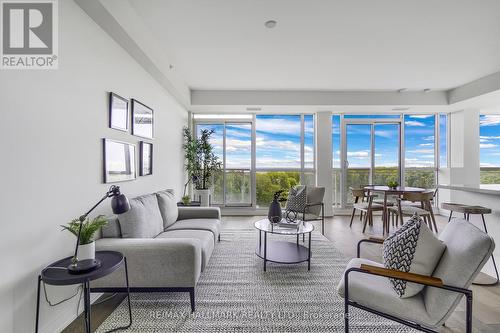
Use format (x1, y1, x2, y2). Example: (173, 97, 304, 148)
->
(127, 0, 500, 92)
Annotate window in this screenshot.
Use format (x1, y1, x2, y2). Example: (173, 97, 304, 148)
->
(255, 114, 315, 208)
(332, 115, 341, 207)
(404, 115, 436, 188)
(196, 114, 315, 208)
(439, 114, 448, 168)
(480, 115, 500, 184)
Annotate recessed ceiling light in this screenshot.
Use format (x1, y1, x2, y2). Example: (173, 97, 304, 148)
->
(397, 88, 407, 93)
(423, 88, 431, 93)
(265, 20, 277, 28)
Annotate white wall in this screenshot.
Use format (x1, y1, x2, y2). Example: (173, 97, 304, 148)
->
(0, 1, 188, 332)
(316, 112, 333, 216)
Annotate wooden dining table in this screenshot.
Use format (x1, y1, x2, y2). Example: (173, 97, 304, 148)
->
(363, 185, 426, 235)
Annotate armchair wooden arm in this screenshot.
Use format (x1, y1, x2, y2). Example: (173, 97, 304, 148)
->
(359, 264, 443, 287)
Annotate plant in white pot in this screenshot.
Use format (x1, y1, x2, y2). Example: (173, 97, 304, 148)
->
(183, 127, 222, 207)
(61, 215, 107, 260)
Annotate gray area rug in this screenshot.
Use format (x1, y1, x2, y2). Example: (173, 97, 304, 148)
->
(97, 225, 415, 332)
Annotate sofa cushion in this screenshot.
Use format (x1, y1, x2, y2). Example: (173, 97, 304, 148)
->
(118, 193, 164, 238)
(156, 189, 179, 229)
(156, 230, 214, 271)
(166, 218, 221, 241)
(337, 258, 433, 327)
(383, 214, 446, 298)
(101, 216, 122, 238)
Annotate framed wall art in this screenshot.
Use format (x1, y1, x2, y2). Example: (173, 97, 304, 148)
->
(103, 139, 136, 183)
(131, 99, 154, 139)
(139, 141, 153, 176)
(108, 92, 129, 132)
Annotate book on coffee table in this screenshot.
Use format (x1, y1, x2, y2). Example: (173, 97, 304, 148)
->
(277, 220, 301, 228)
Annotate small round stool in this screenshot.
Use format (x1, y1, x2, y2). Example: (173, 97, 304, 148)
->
(441, 203, 499, 286)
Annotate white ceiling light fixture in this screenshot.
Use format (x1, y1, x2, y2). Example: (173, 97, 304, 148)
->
(423, 88, 431, 93)
(397, 88, 407, 93)
(265, 20, 277, 28)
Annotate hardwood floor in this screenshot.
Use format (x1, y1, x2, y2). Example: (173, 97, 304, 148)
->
(64, 213, 500, 333)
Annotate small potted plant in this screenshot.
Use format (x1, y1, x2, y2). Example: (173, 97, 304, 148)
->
(387, 180, 399, 189)
(181, 195, 191, 205)
(61, 215, 107, 260)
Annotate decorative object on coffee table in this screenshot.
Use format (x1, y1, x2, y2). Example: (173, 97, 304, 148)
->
(139, 141, 153, 176)
(103, 139, 136, 183)
(132, 99, 154, 139)
(65, 185, 130, 274)
(268, 190, 284, 223)
(108, 92, 129, 132)
(255, 218, 314, 271)
(35, 251, 132, 333)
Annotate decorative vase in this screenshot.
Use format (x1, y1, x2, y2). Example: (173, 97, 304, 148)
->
(268, 197, 282, 224)
(195, 189, 211, 207)
(78, 241, 95, 260)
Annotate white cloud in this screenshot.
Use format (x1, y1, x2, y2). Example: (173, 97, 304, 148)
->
(405, 120, 425, 127)
(418, 143, 433, 147)
(480, 143, 498, 149)
(347, 150, 370, 157)
(407, 149, 434, 154)
(408, 115, 434, 119)
(423, 136, 435, 141)
(480, 115, 500, 127)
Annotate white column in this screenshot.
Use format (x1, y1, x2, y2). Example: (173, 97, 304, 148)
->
(316, 112, 333, 216)
(449, 109, 480, 185)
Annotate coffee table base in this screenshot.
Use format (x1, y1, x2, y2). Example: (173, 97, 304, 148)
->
(256, 240, 311, 270)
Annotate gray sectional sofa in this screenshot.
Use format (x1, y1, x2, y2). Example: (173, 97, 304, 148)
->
(90, 189, 221, 311)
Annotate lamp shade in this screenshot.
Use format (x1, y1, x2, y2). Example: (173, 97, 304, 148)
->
(111, 193, 130, 214)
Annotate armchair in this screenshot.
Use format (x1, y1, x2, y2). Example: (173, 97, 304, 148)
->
(337, 218, 495, 333)
(300, 186, 326, 235)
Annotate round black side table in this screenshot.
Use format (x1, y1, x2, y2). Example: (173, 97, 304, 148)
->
(36, 251, 132, 333)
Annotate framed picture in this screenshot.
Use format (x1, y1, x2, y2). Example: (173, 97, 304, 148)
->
(131, 99, 154, 139)
(140, 141, 153, 176)
(108, 92, 129, 131)
(103, 139, 136, 183)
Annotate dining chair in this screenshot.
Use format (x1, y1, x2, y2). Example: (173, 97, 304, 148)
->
(349, 187, 367, 227)
(352, 194, 384, 233)
(388, 191, 438, 232)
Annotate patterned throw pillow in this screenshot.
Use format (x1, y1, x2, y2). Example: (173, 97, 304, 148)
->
(286, 186, 307, 213)
(383, 214, 446, 298)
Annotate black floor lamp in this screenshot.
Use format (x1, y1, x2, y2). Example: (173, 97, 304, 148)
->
(68, 185, 130, 274)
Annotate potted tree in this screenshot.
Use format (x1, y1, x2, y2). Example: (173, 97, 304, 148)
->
(183, 127, 222, 207)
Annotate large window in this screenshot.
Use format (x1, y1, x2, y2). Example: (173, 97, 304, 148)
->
(480, 115, 500, 184)
(196, 114, 315, 208)
(404, 115, 436, 188)
(332, 115, 341, 207)
(439, 114, 448, 168)
(255, 114, 314, 208)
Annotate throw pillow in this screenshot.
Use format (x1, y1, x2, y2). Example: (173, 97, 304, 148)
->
(286, 186, 307, 212)
(118, 193, 164, 238)
(382, 213, 446, 298)
(156, 189, 179, 229)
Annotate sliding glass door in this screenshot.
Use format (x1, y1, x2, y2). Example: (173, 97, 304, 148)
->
(225, 123, 252, 206)
(196, 122, 252, 207)
(343, 120, 401, 205)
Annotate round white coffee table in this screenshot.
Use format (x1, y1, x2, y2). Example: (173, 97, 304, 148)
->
(254, 219, 314, 271)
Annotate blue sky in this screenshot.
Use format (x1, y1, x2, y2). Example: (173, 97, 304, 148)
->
(333, 115, 441, 168)
(199, 114, 453, 170)
(480, 115, 500, 167)
(198, 115, 313, 169)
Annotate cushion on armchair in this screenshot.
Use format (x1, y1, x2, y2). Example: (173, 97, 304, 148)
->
(383, 214, 446, 298)
(286, 186, 307, 212)
(118, 193, 164, 238)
